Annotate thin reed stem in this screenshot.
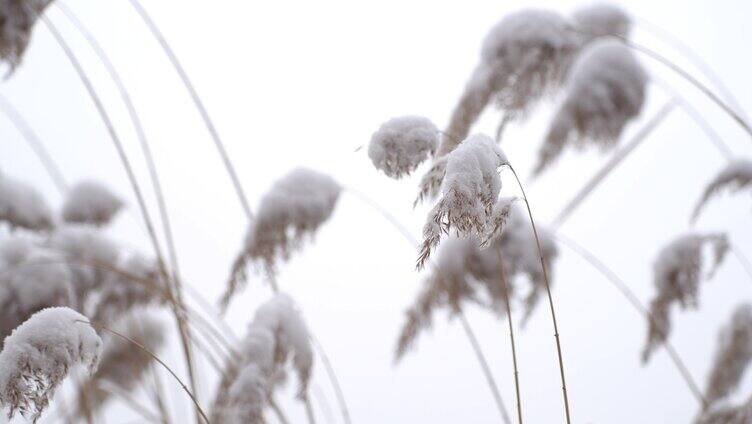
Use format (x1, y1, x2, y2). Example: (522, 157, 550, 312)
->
(345, 188, 513, 422)
(42, 16, 201, 418)
(269, 397, 291, 424)
(303, 396, 318, 424)
(78, 321, 211, 424)
(310, 334, 352, 424)
(508, 165, 571, 424)
(0, 93, 67, 193)
(458, 310, 512, 424)
(595, 31, 752, 142)
(55, 2, 184, 291)
(733, 245, 752, 283)
(97, 381, 162, 423)
(125, 0, 253, 220)
(551, 100, 677, 230)
(497, 250, 523, 424)
(553, 233, 707, 407)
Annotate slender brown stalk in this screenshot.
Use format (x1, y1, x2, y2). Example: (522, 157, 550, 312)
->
(508, 165, 571, 424)
(497, 250, 522, 424)
(458, 310, 512, 424)
(55, 2, 183, 290)
(345, 188, 513, 423)
(79, 320, 211, 424)
(551, 100, 677, 230)
(553, 233, 707, 406)
(42, 16, 201, 418)
(125, 0, 253, 220)
(0, 93, 67, 193)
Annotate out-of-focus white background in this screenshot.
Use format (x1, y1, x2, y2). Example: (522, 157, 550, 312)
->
(2, 0, 752, 422)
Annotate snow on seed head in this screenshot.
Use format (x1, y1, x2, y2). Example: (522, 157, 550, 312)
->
(369, 116, 439, 179)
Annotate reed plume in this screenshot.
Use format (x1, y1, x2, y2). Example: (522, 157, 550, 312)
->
(0, 172, 53, 231)
(693, 159, 752, 221)
(368, 116, 439, 179)
(703, 304, 752, 409)
(92, 254, 164, 325)
(222, 168, 341, 311)
(0, 307, 102, 422)
(534, 39, 647, 175)
(643, 233, 730, 363)
(61, 181, 124, 227)
(0, 0, 53, 73)
(571, 3, 632, 41)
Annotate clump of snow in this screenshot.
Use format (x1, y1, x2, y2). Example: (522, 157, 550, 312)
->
(222, 168, 341, 311)
(693, 159, 752, 221)
(418, 134, 508, 268)
(62, 181, 123, 227)
(572, 3, 632, 40)
(535, 39, 647, 175)
(643, 233, 729, 363)
(0, 173, 53, 231)
(369, 116, 438, 179)
(0, 307, 102, 422)
(0, 0, 53, 73)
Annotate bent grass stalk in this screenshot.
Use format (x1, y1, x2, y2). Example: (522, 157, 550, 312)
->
(507, 165, 571, 424)
(41, 16, 201, 419)
(0, 93, 68, 194)
(79, 320, 211, 424)
(498, 249, 523, 424)
(343, 188, 514, 424)
(125, 0, 253, 221)
(553, 234, 707, 407)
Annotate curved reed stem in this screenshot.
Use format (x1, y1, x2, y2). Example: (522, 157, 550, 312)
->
(553, 233, 707, 407)
(269, 397, 291, 424)
(0, 93, 67, 193)
(497, 249, 523, 424)
(551, 100, 678, 230)
(41, 16, 200, 418)
(54, 2, 183, 290)
(344, 188, 513, 423)
(303, 396, 318, 424)
(508, 165, 571, 424)
(310, 334, 352, 424)
(80, 320, 211, 424)
(125, 0, 253, 220)
(458, 310, 512, 424)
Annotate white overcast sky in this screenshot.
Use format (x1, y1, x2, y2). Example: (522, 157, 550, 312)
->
(3, 0, 752, 423)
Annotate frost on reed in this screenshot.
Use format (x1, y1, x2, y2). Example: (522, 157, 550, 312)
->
(534, 39, 647, 175)
(47, 225, 121, 312)
(0, 307, 102, 422)
(571, 3, 632, 41)
(418, 134, 509, 268)
(0, 235, 75, 340)
(62, 181, 124, 227)
(0, 173, 53, 231)
(211, 294, 313, 423)
(223, 168, 341, 310)
(642, 233, 730, 363)
(76, 312, 165, 417)
(693, 159, 752, 221)
(396, 235, 510, 360)
(437, 9, 579, 156)
(369, 116, 439, 179)
(0, 0, 53, 73)
(702, 304, 752, 409)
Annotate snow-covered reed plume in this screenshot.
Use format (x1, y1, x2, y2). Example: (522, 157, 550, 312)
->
(77, 312, 164, 417)
(0, 307, 102, 422)
(0, 235, 75, 340)
(62, 181, 123, 227)
(0, 0, 53, 73)
(0, 173, 53, 231)
(415, 156, 448, 206)
(211, 294, 313, 423)
(493, 207, 559, 324)
(643, 233, 730, 363)
(418, 134, 509, 268)
(396, 235, 511, 360)
(534, 39, 647, 175)
(223, 168, 341, 310)
(703, 304, 752, 408)
(369, 116, 439, 179)
(437, 9, 579, 156)
(571, 4, 632, 41)
(93, 254, 162, 325)
(47, 225, 121, 311)
(693, 159, 752, 221)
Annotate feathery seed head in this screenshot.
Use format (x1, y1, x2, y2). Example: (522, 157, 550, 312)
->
(693, 159, 752, 221)
(572, 3, 632, 40)
(62, 181, 123, 227)
(369, 116, 439, 179)
(0, 0, 53, 74)
(0, 173, 53, 231)
(704, 304, 752, 407)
